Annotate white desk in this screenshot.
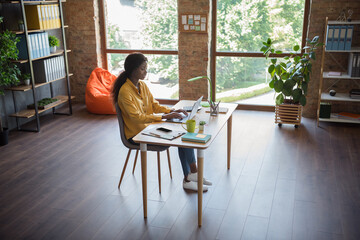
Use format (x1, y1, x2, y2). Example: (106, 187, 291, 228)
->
(133, 100, 237, 227)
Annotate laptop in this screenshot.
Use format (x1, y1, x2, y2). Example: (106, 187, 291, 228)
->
(166, 96, 203, 123)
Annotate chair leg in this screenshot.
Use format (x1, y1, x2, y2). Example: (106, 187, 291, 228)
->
(166, 149, 172, 179)
(157, 151, 161, 193)
(132, 150, 139, 174)
(118, 149, 132, 189)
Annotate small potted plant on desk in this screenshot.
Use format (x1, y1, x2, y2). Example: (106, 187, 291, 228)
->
(0, 17, 21, 145)
(260, 36, 321, 128)
(199, 121, 206, 132)
(48, 35, 59, 53)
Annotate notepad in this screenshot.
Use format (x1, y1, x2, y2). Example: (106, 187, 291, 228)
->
(181, 132, 211, 143)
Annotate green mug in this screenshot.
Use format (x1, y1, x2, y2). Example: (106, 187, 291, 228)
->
(182, 119, 197, 133)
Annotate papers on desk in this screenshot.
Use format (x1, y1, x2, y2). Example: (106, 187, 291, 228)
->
(142, 127, 186, 140)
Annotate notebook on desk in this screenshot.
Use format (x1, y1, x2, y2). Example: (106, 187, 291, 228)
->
(166, 96, 203, 123)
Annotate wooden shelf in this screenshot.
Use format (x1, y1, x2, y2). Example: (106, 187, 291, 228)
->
(319, 113, 360, 124)
(9, 95, 75, 118)
(8, 73, 73, 92)
(328, 20, 360, 25)
(323, 72, 360, 79)
(14, 26, 68, 34)
(321, 93, 360, 102)
(15, 49, 71, 62)
(325, 47, 360, 53)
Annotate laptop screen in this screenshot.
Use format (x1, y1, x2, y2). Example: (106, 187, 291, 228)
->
(188, 96, 203, 120)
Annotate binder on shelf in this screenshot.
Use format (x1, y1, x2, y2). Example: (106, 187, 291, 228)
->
(50, 5, 56, 28)
(16, 34, 29, 60)
(38, 33, 44, 57)
(338, 26, 347, 50)
(55, 5, 61, 28)
(32, 60, 48, 83)
(355, 53, 360, 77)
(332, 26, 340, 50)
(326, 25, 334, 50)
(348, 53, 357, 77)
(24, 5, 43, 30)
(345, 25, 353, 50)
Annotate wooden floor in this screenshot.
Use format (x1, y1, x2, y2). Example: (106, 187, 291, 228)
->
(0, 104, 359, 240)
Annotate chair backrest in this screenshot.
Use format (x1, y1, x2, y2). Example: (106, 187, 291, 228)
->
(115, 103, 140, 150)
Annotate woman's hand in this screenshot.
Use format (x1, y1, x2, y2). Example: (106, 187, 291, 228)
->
(171, 109, 188, 116)
(162, 109, 188, 120)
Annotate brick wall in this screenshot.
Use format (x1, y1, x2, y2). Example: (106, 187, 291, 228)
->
(304, 0, 360, 117)
(178, 0, 210, 100)
(63, 0, 103, 103)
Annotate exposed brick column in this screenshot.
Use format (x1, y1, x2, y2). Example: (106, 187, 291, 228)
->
(303, 0, 360, 117)
(63, 0, 103, 103)
(178, 0, 210, 100)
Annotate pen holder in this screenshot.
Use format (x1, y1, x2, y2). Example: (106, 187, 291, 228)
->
(210, 101, 219, 116)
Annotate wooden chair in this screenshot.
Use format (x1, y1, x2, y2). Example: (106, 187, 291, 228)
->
(115, 104, 172, 193)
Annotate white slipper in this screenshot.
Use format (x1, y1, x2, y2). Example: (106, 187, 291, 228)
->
(187, 172, 213, 186)
(183, 180, 208, 192)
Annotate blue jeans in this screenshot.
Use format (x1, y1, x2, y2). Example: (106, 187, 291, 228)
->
(178, 147, 196, 177)
(128, 138, 195, 177)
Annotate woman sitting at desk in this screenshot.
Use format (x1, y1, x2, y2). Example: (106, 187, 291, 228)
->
(112, 52, 212, 191)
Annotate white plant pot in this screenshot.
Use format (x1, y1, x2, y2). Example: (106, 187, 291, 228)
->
(24, 79, 30, 86)
(19, 23, 25, 31)
(50, 46, 56, 53)
(199, 125, 204, 131)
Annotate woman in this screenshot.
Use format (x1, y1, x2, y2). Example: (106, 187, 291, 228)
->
(112, 53, 212, 191)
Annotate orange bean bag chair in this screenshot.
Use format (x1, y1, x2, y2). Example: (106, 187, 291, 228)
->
(85, 67, 117, 114)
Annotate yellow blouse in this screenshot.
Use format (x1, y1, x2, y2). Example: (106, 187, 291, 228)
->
(117, 79, 171, 139)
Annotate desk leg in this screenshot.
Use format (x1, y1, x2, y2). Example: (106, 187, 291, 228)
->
(197, 149, 204, 227)
(227, 114, 232, 170)
(140, 143, 147, 218)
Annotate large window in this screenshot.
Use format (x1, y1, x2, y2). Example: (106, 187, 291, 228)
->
(214, 0, 308, 106)
(103, 0, 179, 99)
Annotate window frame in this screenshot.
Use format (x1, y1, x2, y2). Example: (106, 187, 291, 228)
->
(210, 0, 310, 111)
(99, 0, 179, 104)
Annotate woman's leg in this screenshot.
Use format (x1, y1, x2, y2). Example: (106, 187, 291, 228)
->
(178, 147, 196, 179)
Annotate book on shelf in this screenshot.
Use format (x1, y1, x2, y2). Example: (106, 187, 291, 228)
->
(181, 132, 211, 143)
(337, 112, 360, 120)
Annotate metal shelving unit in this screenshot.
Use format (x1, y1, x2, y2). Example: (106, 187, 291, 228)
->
(3, 0, 73, 132)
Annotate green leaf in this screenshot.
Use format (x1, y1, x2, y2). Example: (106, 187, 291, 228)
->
(275, 64, 281, 75)
(267, 38, 271, 45)
(299, 95, 306, 106)
(294, 56, 301, 63)
(292, 88, 302, 102)
(302, 82, 308, 94)
(274, 79, 283, 92)
(271, 58, 277, 64)
(309, 52, 316, 60)
(276, 94, 284, 105)
(268, 64, 275, 74)
(293, 45, 300, 51)
(269, 79, 275, 88)
(260, 46, 268, 52)
(275, 50, 283, 54)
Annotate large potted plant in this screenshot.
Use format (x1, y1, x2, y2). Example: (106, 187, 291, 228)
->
(260, 36, 321, 127)
(0, 16, 21, 145)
